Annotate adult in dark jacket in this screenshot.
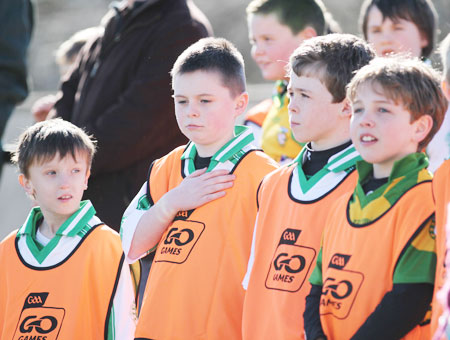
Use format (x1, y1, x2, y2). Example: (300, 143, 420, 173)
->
(0, 0, 33, 177)
(48, 0, 212, 230)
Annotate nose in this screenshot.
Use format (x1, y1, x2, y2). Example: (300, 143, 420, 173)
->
(287, 96, 297, 115)
(359, 111, 375, 127)
(186, 104, 200, 118)
(59, 173, 71, 189)
(251, 43, 264, 58)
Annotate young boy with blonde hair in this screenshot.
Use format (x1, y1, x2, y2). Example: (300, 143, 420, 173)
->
(245, 0, 336, 163)
(120, 37, 278, 339)
(306, 56, 447, 340)
(241, 33, 375, 340)
(431, 32, 450, 339)
(0, 118, 136, 339)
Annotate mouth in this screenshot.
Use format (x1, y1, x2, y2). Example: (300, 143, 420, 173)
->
(381, 49, 395, 56)
(186, 124, 202, 130)
(58, 194, 72, 201)
(360, 134, 378, 144)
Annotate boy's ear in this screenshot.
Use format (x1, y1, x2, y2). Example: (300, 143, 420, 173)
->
(340, 99, 352, 118)
(84, 168, 91, 190)
(234, 92, 249, 117)
(297, 26, 317, 41)
(412, 114, 433, 143)
(18, 174, 34, 196)
(442, 80, 450, 101)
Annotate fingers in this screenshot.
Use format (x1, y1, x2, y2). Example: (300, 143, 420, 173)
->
(189, 167, 208, 176)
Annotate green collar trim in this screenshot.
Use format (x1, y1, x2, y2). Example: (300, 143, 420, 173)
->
(181, 125, 255, 174)
(293, 144, 360, 193)
(354, 153, 430, 208)
(17, 200, 96, 264)
(349, 153, 431, 225)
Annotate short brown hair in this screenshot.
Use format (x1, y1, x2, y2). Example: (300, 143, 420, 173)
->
(347, 57, 448, 150)
(289, 33, 375, 103)
(12, 118, 96, 177)
(171, 37, 246, 97)
(246, 0, 328, 35)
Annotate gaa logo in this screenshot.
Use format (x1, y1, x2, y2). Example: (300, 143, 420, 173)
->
(164, 228, 195, 246)
(265, 228, 316, 292)
(320, 266, 364, 319)
(273, 253, 306, 273)
(156, 220, 205, 264)
(13, 294, 65, 340)
(19, 315, 58, 334)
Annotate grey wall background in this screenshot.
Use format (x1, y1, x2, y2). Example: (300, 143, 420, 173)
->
(30, 0, 450, 91)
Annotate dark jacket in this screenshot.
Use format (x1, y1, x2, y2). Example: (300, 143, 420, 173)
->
(50, 0, 212, 230)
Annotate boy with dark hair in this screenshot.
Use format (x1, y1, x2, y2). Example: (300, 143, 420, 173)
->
(241, 33, 375, 340)
(245, 0, 337, 164)
(306, 57, 447, 340)
(0, 118, 136, 339)
(359, 0, 437, 58)
(121, 37, 278, 339)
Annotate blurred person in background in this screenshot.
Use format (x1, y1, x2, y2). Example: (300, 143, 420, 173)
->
(32, 26, 104, 122)
(42, 0, 212, 231)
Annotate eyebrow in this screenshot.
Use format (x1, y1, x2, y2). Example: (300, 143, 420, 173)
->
(173, 94, 215, 98)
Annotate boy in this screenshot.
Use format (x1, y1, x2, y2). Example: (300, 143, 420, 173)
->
(245, 0, 332, 163)
(305, 57, 447, 340)
(241, 34, 375, 340)
(431, 32, 450, 339)
(360, 0, 437, 59)
(0, 119, 136, 339)
(120, 37, 278, 339)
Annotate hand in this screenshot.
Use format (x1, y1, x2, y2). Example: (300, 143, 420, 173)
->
(166, 167, 235, 213)
(31, 95, 57, 122)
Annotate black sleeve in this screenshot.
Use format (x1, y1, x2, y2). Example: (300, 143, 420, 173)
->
(350, 283, 433, 340)
(304, 284, 327, 340)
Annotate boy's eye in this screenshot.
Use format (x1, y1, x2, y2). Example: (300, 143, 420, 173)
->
(353, 107, 363, 114)
(393, 25, 404, 31)
(301, 93, 310, 99)
(378, 107, 390, 113)
(176, 100, 187, 105)
(72, 169, 81, 174)
(46, 170, 56, 175)
(287, 90, 294, 98)
(370, 27, 381, 34)
(200, 99, 211, 104)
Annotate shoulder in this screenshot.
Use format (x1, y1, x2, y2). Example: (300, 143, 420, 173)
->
(241, 150, 279, 171)
(89, 225, 121, 247)
(0, 229, 18, 250)
(153, 145, 186, 169)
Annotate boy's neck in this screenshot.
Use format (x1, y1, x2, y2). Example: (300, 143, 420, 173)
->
(37, 211, 72, 239)
(302, 140, 352, 177)
(310, 136, 351, 152)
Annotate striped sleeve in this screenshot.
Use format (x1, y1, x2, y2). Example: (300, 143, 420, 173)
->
(120, 182, 152, 263)
(107, 257, 137, 340)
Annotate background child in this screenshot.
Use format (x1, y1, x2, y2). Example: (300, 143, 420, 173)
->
(306, 57, 447, 340)
(242, 33, 375, 340)
(431, 32, 450, 340)
(31, 26, 104, 122)
(0, 118, 136, 339)
(359, 0, 437, 59)
(120, 37, 278, 339)
(244, 0, 335, 164)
